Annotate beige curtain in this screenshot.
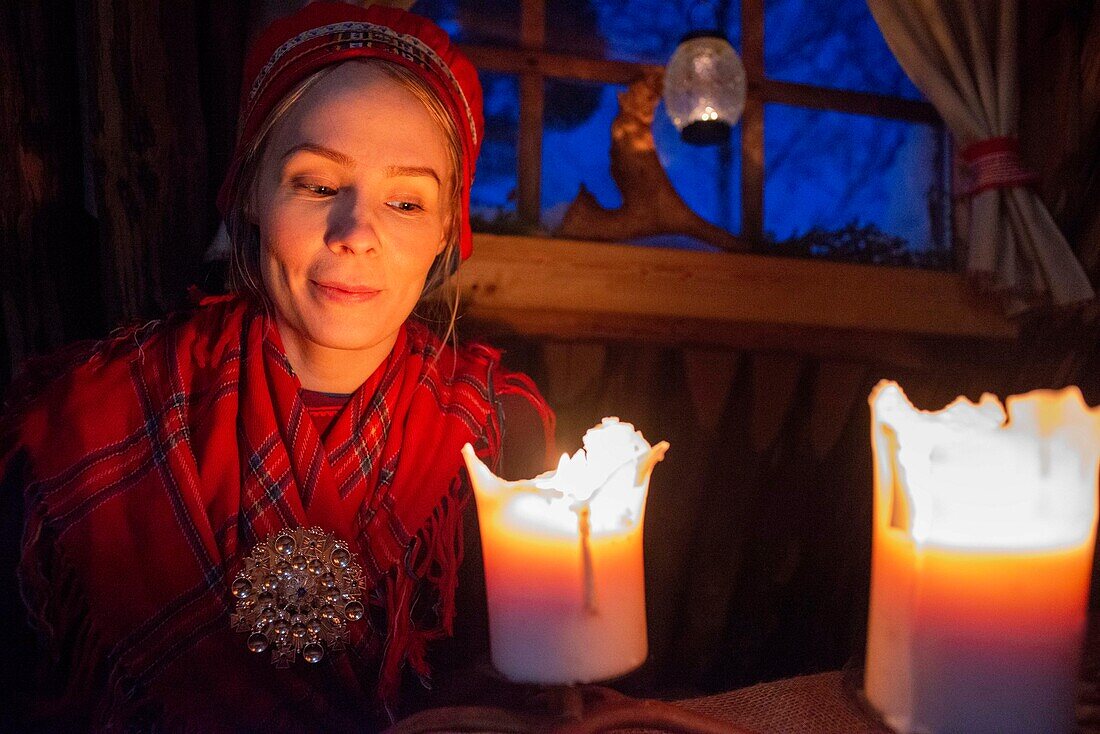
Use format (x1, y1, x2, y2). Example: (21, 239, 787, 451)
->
(867, 0, 1094, 314)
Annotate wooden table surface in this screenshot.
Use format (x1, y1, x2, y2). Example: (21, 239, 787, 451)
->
(391, 666, 1100, 733)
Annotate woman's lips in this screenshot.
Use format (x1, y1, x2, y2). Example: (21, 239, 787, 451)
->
(311, 280, 382, 303)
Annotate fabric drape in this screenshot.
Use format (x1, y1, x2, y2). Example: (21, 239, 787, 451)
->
(867, 0, 1094, 314)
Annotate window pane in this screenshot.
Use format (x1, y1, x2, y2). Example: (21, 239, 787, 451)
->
(542, 81, 624, 227)
(546, 0, 742, 66)
(765, 0, 923, 100)
(414, 0, 521, 47)
(654, 101, 742, 240)
(471, 73, 520, 228)
(541, 79, 741, 250)
(764, 104, 950, 268)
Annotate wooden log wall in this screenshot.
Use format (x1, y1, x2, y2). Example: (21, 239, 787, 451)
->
(0, 1, 249, 386)
(1, 2, 98, 387)
(1012, 1, 1100, 399)
(81, 1, 209, 322)
(1, 0, 1097, 699)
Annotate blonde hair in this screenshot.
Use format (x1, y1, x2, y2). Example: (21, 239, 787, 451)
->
(225, 59, 463, 345)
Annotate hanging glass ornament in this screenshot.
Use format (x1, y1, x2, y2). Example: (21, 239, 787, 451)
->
(663, 30, 746, 146)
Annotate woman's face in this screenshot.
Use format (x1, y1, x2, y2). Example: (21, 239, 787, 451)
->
(252, 62, 451, 362)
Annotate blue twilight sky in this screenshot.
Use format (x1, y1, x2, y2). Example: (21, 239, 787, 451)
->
(419, 0, 949, 261)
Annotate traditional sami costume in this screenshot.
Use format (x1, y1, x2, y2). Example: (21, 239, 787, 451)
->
(0, 3, 554, 730)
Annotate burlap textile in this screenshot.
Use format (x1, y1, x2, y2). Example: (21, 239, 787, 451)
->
(671, 671, 887, 734)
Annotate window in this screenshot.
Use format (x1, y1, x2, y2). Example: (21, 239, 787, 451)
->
(470, 73, 521, 225)
(418, 0, 949, 268)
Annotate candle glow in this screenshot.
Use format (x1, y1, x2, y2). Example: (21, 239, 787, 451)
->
(864, 380, 1100, 734)
(462, 417, 668, 684)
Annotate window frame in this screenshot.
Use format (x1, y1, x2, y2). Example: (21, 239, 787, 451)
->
(453, 1, 1014, 354)
(461, 0, 944, 244)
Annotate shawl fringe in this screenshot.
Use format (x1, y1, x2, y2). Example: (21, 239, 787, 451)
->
(375, 476, 469, 718)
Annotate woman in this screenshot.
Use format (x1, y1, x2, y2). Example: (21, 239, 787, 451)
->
(0, 2, 552, 730)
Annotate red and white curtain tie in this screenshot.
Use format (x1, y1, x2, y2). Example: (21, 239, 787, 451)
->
(957, 136, 1040, 197)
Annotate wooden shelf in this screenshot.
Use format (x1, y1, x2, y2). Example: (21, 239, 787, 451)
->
(456, 233, 1018, 367)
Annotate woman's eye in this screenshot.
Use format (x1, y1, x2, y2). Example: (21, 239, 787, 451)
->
(387, 200, 424, 213)
(294, 182, 337, 197)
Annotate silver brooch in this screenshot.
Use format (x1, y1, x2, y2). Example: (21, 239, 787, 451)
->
(231, 526, 365, 667)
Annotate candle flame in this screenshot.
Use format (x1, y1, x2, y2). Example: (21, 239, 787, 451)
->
(463, 418, 662, 684)
(462, 417, 668, 537)
(870, 380, 1100, 550)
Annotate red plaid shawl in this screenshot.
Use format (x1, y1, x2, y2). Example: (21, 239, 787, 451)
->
(4, 296, 551, 730)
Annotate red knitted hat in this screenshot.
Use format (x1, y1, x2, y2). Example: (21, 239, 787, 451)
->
(218, 1, 484, 260)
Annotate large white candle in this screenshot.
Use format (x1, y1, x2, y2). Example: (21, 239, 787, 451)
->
(865, 381, 1100, 734)
(462, 418, 668, 684)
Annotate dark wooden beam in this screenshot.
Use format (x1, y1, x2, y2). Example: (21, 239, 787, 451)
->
(463, 45, 659, 85)
(758, 78, 939, 124)
(517, 0, 546, 226)
(740, 0, 765, 241)
(462, 46, 939, 125)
